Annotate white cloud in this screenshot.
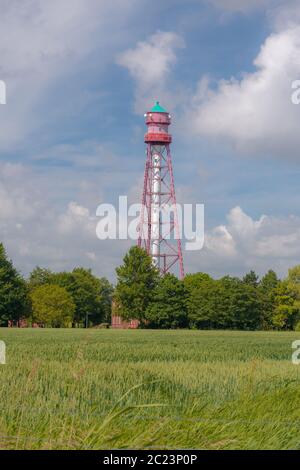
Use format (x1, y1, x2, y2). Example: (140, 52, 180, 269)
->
(57, 202, 96, 237)
(188, 6, 300, 158)
(186, 206, 300, 278)
(0, 163, 42, 221)
(0, 162, 130, 279)
(1, 162, 300, 280)
(269, 1, 300, 31)
(0, 0, 138, 151)
(116, 31, 185, 112)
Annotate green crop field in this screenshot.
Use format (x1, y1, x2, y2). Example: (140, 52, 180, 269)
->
(0, 328, 299, 450)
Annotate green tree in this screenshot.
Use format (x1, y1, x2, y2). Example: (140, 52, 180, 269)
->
(287, 265, 300, 308)
(243, 270, 259, 288)
(287, 265, 300, 285)
(54, 268, 113, 326)
(30, 284, 75, 327)
(145, 274, 187, 328)
(186, 275, 241, 330)
(259, 270, 279, 329)
(218, 276, 263, 330)
(28, 267, 54, 290)
(184, 273, 215, 329)
(114, 247, 159, 323)
(186, 273, 263, 331)
(98, 276, 114, 323)
(0, 243, 30, 325)
(260, 270, 279, 293)
(218, 276, 241, 328)
(230, 281, 262, 330)
(284, 265, 300, 330)
(186, 276, 224, 329)
(28, 267, 113, 326)
(184, 272, 213, 293)
(272, 280, 300, 330)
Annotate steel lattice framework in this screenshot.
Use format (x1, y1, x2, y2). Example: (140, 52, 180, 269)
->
(137, 102, 184, 279)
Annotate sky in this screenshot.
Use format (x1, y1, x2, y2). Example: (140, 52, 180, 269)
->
(0, 0, 300, 281)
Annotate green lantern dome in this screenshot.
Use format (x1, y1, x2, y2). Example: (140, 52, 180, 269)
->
(151, 101, 167, 113)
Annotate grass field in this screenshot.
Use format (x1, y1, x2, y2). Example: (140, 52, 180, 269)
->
(0, 328, 299, 450)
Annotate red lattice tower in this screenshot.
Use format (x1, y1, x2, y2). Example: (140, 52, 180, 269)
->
(137, 101, 184, 279)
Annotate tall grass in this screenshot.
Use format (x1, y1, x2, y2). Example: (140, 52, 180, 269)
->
(0, 329, 299, 449)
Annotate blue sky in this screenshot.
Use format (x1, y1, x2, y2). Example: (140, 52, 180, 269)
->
(0, 0, 300, 280)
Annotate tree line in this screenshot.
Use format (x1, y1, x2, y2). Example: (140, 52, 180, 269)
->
(0, 243, 113, 327)
(1, 241, 300, 330)
(114, 247, 300, 331)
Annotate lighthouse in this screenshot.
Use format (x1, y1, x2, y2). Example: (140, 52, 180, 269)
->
(137, 102, 184, 279)
(112, 102, 184, 329)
